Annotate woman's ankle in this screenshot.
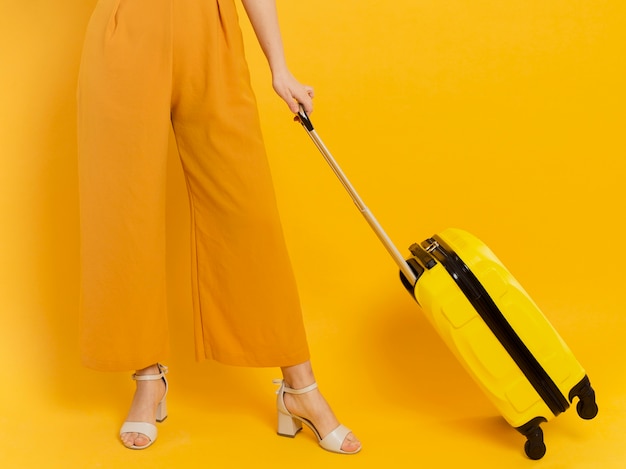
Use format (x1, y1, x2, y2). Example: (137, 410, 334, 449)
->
(281, 360, 316, 389)
(135, 363, 161, 377)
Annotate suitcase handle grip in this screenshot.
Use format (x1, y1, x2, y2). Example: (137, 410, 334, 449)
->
(297, 106, 314, 132)
(296, 106, 418, 286)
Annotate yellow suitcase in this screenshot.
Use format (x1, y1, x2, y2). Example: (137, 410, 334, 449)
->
(297, 109, 597, 459)
(405, 228, 597, 459)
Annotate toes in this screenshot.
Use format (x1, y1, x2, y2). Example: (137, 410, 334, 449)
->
(341, 433, 361, 453)
(120, 432, 151, 449)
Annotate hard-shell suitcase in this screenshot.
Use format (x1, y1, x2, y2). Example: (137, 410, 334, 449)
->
(296, 108, 597, 459)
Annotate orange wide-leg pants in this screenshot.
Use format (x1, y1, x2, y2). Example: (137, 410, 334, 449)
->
(77, 0, 310, 371)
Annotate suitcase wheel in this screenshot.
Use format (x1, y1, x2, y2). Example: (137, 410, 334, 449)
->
(569, 375, 598, 420)
(518, 418, 547, 460)
(523, 426, 546, 460)
(576, 397, 599, 420)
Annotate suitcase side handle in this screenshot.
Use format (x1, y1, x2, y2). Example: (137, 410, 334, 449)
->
(296, 106, 418, 286)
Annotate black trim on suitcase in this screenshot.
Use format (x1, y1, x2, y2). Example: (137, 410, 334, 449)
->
(400, 258, 425, 293)
(425, 235, 571, 417)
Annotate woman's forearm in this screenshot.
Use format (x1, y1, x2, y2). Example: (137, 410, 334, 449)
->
(240, 0, 289, 76)
(240, 0, 314, 113)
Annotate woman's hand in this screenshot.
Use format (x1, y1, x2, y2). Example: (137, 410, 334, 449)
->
(272, 69, 314, 114)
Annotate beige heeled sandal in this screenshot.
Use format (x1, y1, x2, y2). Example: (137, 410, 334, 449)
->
(119, 363, 168, 450)
(274, 379, 360, 454)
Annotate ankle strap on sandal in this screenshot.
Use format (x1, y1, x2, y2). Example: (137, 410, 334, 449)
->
(274, 379, 318, 395)
(132, 363, 168, 382)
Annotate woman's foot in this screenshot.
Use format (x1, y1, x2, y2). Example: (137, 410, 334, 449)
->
(281, 362, 361, 453)
(120, 364, 168, 449)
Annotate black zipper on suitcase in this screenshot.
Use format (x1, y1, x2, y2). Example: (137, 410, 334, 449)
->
(424, 235, 570, 417)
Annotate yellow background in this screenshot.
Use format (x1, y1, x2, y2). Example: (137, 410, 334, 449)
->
(1, 1, 624, 467)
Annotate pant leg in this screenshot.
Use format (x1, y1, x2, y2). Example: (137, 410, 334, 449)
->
(77, 0, 173, 371)
(171, 0, 310, 367)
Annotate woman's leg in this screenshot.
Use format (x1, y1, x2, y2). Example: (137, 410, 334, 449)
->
(281, 361, 361, 453)
(120, 364, 168, 449)
(78, 0, 174, 447)
(170, 0, 309, 366)
(77, 0, 173, 371)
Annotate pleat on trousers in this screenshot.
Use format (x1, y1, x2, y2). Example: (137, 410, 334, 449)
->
(77, 0, 310, 371)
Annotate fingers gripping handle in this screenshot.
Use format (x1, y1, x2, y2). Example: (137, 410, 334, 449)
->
(296, 106, 418, 286)
(297, 106, 314, 132)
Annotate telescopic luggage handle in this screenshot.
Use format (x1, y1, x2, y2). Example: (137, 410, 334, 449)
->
(296, 107, 418, 286)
